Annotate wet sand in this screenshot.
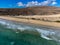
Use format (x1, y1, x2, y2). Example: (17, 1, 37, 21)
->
(0, 16, 60, 30)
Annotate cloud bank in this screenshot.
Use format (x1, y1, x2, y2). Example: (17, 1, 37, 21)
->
(17, 0, 57, 7)
(17, 2, 24, 6)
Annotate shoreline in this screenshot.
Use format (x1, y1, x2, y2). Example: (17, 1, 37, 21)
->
(0, 16, 60, 30)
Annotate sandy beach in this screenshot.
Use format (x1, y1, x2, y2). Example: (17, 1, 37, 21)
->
(0, 15, 60, 29)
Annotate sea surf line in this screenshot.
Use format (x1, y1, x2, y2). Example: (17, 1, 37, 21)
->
(0, 19, 60, 43)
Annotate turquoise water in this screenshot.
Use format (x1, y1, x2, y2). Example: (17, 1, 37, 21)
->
(0, 19, 60, 45)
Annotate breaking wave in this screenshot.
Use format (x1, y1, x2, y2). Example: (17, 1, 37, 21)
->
(0, 19, 60, 43)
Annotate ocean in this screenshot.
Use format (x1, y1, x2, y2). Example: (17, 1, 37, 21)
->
(0, 19, 60, 45)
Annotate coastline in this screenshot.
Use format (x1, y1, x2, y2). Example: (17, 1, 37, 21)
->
(0, 16, 60, 30)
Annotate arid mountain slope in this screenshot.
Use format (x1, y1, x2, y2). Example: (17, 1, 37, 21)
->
(0, 6, 60, 15)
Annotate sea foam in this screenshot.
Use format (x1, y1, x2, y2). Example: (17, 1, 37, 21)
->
(0, 19, 60, 42)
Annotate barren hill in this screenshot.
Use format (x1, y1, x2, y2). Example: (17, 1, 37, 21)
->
(0, 6, 60, 15)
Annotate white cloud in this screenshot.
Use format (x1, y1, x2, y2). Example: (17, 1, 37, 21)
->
(26, 1, 41, 7)
(41, 1, 50, 6)
(17, 0, 57, 7)
(52, 2, 57, 5)
(41, 0, 57, 6)
(17, 2, 24, 6)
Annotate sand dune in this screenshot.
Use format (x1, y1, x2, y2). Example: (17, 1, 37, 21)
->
(0, 14, 60, 28)
(15, 14, 60, 21)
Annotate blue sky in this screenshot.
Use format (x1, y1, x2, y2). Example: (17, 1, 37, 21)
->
(0, 0, 60, 8)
